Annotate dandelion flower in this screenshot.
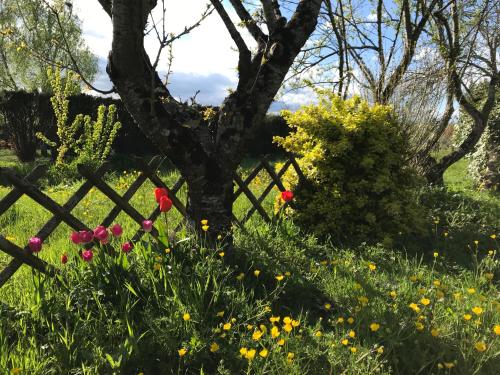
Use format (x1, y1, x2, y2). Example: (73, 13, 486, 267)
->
(474, 341, 487, 352)
(183, 313, 191, 321)
(350, 346, 357, 353)
(283, 317, 292, 325)
(341, 339, 349, 345)
(223, 323, 231, 330)
(210, 342, 220, 352)
(315, 331, 322, 337)
(409, 303, 420, 313)
(337, 317, 345, 324)
(463, 314, 472, 321)
(370, 323, 380, 332)
(347, 317, 355, 324)
(368, 263, 376, 271)
(178, 348, 187, 357)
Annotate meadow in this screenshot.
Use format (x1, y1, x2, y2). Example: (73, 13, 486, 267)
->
(0, 149, 499, 374)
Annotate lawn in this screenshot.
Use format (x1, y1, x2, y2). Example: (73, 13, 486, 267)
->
(0, 150, 499, 374)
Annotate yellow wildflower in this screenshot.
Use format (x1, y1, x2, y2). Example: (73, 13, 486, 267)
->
(252, 330, 263, 341)
(370, 323, 380, 332)
(271, 326, 280, 338)
(270, 316, 280, 323)
(183, 313, 191, 321)
(283, 317, 292, 325)
(218, 252, 225, 257)
(223, 323, 231, 330)
(276, 275, 284, 281)
(341, 339, 349, 345)
(254, 270, 261, 277)
(433, 252, 439, 258)
(444, 362, 455, 369)
(463, 314, 472, 321)
(277, 338, 285, 346)
(415, 322, 424, 331)
(10, 369, 21, 375)
(377, 346, 384, 354)
(259, 348, 268, 358)
(420, 298, 430, 306)
(490, 234, 496, 239)
(284, 324, 292, 333)
(431, 328, 439, 337)
(347, 317, 355, 324)
(474, 341, 487, 352)
(472, 306, 483, 315)
(324, 303, 332, 310)
(291, 320, 300, 327)
(433, 280, 441, 287)
(236, 273, 245, 281)
(210, 342, 220, 352)
(337, 317, 345, 324)
(493, 325, 500, 335)
(409, 303, 421, 313)
(467, 288, 476, 294)
(389, 291, 397, 298)
(287, 352, 295, 363)
(368, 263, 376, 271)
(247, 324, 253, 330)
(348, 330, 356, 338)
(178, 348, 187, 357)
(350, 346, 357, 353)
(484, 273, 493, 281)
(216, 311, 224, 317)
(315, 331, 322, 337)
(202, 225, 209, 231)
(409, 275, 417, 282)
(239, 347, 247, 357)
(245, 349, 256, 360)
(201, 219, 208, 225)
(259, 324, 267, 333)
(285, 271, 291, 276)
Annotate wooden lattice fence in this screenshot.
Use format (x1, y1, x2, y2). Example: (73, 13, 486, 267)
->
(0, 155, 305, 288)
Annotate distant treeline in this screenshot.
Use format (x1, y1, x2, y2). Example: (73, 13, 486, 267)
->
(0, 91, 290, 161)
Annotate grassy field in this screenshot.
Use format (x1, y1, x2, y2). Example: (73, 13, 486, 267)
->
(0, 150, 499, 374)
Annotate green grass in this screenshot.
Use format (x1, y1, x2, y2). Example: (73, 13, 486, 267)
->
(0, 150, 499, 374)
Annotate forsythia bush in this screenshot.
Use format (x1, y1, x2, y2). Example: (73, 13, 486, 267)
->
(274, 92, 425, 244)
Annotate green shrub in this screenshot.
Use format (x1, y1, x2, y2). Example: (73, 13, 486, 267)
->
(274, 92, 426, 245)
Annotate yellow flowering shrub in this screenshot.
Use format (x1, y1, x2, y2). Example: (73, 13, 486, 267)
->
(274, 92, 426, 243)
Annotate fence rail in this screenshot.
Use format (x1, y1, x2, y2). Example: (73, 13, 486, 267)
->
(0, 155, 304, 288)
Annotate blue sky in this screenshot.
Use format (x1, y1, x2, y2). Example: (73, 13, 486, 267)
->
(74, 0, 308, 112)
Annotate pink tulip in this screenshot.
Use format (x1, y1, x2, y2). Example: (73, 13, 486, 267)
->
(79, 230, 93, 243)
(82, 249, 93, 262)
(142, 220, 153, 233)
(121, 242, 133, 253)
(110, 224, 123, 237)
(28, 237, 42, 253)
(61, 253, 68, 264)
(93, 226, 109, 242)
(70, 232, 81, 244)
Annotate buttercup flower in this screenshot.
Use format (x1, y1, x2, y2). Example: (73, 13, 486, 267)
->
(210, 342, 219, 352)
(259, 348, 268, 358)
(463, 314, 472, 321)
(252, 330, 263, 340)
(223, 322, 231, 330)
(183, 313, 191, 321)
(201, 219, 208, 225)
(472, 306, 483, 315)
(370, 323, 380, 332)
(275, 275, 284, 281)
(28, 237, 42, 253)
(420, 298, 430, 306)
(271, 326, 280, 338)
(474, 341, 487, 352)
(178, 347, 187, 357)
(245, 349, 256, 360)
(493, 325, 500, 335)
(254, 270, 261, 277)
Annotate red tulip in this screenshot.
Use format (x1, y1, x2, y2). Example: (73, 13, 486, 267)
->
(110, 224, 123, 237)
(93, 225, 109, 243)
(70, 231, 81, 244)
(82, 249, 93, 262)
(121, 242, 133, 253)
(79, 230, 93, 243)
(61, 253, 68, 264)
(159, 195, 173, 212)
(154, 187, 169, 203)
(142, 220, 153, 233)
(281, 190, 294, 202)
(28, 237, 42, 253)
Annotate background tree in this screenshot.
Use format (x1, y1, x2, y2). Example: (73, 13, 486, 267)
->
(0, 0, 97, 92)
(85, 0, 322, 237)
